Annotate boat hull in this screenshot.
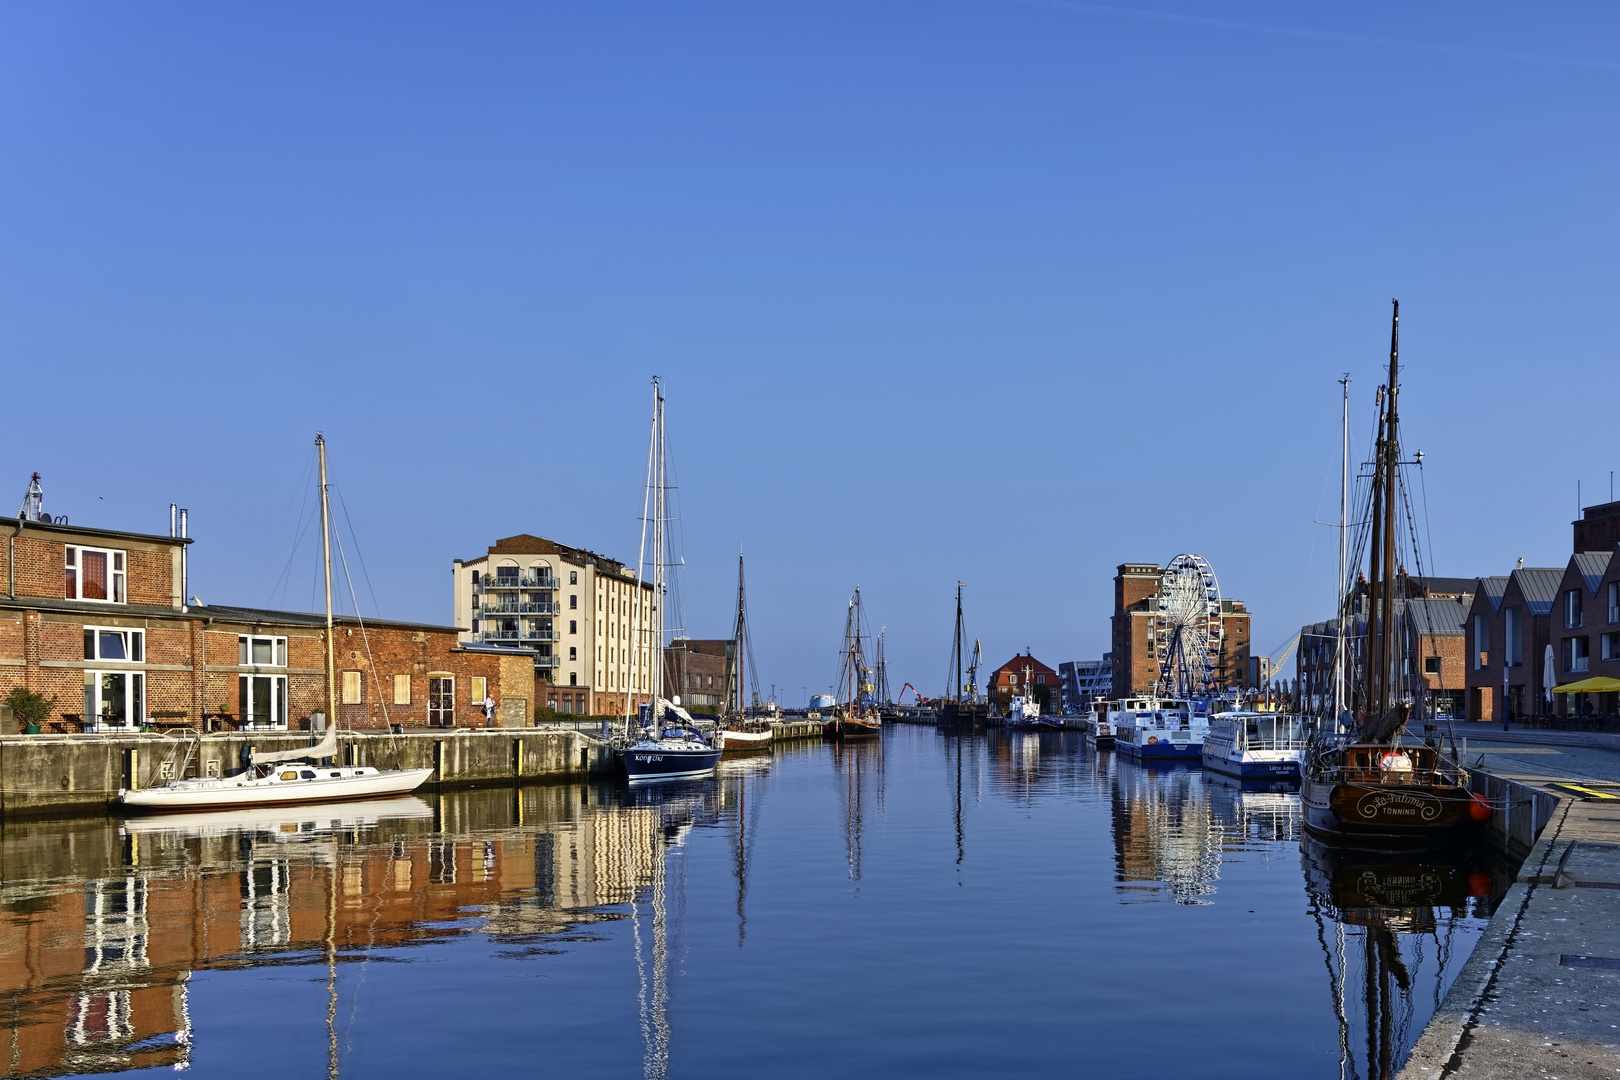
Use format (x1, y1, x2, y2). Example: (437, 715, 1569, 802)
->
(1117, 738, 1202, 761)
(620, 747, 722, 782)
(826, 719, 881, 739)
(719, 729, 771, 751)
(119, 768, 435, 813)
(1201, 751, 1301, 779)
(1301, 776, 1475, 846)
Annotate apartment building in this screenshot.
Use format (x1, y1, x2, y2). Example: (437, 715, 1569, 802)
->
(452, 534, 655, 716)
(1059, 656, 1111, 714)
(1461, 565, 1562, 721)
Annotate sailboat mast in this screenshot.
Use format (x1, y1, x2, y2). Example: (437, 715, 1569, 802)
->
(1334, 375, 1350, 722)
(954, 582, 965, 701)
(653, 381, 667, 702)
(317, 434, 337, 728)
(1377, 301, 1401, 718)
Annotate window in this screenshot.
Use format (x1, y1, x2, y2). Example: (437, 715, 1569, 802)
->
(570, 594, 578, 610)
(1611, 582, 1620, 624)
(393, 674, 411, 705)
(569, 571, 578, 585)
(1504, 607, 1522, 666)
(470, 676, 487, 702)
(497, 565, 519, 585)
(85, 672, 144, 729)
(1401, 658, 1413, 676)
(569, 620, 578, 634)
(65, 546, 126, 603)
(341, 671, 362, 704)
(1472, 614, 1488, 670)
(239, 673, 288, 727)
(1563, 636, 1590, 673)
(1603, 632, 1620, 661)
(1036, 674, 1046, 684)
(1565, 589, 1583, 629)
(84, 628, 144, 662)
(569, 646, 577, 661)
(238, 636, 288, 666)
(569, 672, 577, 686)
(1424, 657, 1441, 675)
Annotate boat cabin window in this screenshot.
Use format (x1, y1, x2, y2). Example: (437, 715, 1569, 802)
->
(300, 770, 316, 780)
(279, 770, 299, 781)
(330, 771, 342, 777)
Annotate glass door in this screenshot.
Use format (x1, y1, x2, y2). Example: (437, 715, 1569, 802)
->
(86, 672, 144, 730)
(428, 677, 455, 727)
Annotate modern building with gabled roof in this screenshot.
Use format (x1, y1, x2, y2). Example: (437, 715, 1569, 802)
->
(1462, 564, 1566, 721)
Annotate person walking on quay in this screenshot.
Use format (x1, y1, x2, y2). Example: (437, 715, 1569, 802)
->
(483, 691, 497, 728)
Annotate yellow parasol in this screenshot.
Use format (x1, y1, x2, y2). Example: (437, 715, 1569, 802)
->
(1550, 676, 1620, 693)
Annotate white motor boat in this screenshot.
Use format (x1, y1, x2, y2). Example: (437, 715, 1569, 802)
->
(1201, 711, 1305, 780)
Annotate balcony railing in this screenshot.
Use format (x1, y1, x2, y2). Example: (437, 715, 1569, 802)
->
(479, 574, 556, 591)
(473, 629, 558, 644)
(478, 601, 559, 615)
(535, 654, 560, 668)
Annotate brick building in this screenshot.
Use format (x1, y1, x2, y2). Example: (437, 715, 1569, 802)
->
(1547, 549, 1620, 719)
(987, 652, 1060, 711)
(1462, 565, 1562, 721)
(1297, 575, 1475, 718)
(452, 534, 656, 717)
(1572, 500, 1620, 554)
(663, 638, 734, 716)
(1110, 561, 1251, 697)
(0, 510, 533, 732)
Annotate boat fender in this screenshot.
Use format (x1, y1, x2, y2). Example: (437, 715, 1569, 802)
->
(1468, 792, 1492, 822)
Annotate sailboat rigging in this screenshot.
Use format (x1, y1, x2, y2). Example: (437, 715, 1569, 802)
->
(1300, 303, 1483, 844)
(120, 435, 433, 812)
(939, 583, 987, 728)
(825, 587, 882, 739)
(617, 379, 723, 782)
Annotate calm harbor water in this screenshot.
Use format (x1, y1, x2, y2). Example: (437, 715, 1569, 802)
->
(1, 726, 1516, 1079)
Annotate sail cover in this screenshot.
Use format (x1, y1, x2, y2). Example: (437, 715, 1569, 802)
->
(251, 725, 339, 766)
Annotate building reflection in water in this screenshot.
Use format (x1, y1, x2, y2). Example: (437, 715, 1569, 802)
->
(0, 781, 728, 1080)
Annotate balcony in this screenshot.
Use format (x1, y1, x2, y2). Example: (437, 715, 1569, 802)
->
(479, 574, 556, 591)
(472, 629, 558, 644)
(478, 600, 558, 615)
(535, 654, 560, 668)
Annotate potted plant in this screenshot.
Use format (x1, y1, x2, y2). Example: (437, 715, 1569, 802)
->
(6, 687, 57, 735)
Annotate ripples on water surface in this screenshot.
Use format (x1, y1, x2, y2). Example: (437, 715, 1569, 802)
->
(0, 726, 1516, 1079)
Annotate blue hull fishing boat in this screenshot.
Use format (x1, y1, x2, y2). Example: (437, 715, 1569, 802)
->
(1109, 697, 1208, 762)
(1202, 711, 1304, 779)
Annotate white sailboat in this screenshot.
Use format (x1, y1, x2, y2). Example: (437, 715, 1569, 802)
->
(120, 435, 433, 813)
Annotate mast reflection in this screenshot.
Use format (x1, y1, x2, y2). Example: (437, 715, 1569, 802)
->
(1302, 838, 1506, 1080)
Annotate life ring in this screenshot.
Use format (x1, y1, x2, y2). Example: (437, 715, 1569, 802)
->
(1147, 736, 1158, 745)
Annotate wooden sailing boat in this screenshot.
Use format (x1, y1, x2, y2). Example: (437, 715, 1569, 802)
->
(938, 582, 988, 728)
(1300, 303, 1482, 845)
(717, 553, 770, 751)
(121, 435, 433, 812)
(826, 587, 881, 738)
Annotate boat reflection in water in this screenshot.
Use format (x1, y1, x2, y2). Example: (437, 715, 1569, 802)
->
(832, 735, 884, 884)
(1302, 838, 1508, 1080)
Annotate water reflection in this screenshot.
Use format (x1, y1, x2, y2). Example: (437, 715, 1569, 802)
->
(1302, 839, 1507, 1080)
(0, 729, 1519, 1080)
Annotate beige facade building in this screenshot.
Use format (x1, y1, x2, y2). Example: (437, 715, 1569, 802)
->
(452, 535, 655, 716)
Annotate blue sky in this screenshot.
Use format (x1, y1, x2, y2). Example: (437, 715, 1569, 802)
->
(2, 2, 1617, 703)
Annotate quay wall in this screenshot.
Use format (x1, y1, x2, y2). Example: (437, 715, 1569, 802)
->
(0, 720, 827, 819)
(0, 729, 614, 819)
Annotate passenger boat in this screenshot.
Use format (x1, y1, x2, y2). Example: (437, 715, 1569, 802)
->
(119, 435, 433, 815)
(1003, 690, 1043, 729)
(1110, 697, 1208, 762)
(1300, 303, 1483, 846)
(1202, 711, 1305, 779)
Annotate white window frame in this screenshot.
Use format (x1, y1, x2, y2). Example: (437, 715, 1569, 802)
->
(1610, 582, 1620, 625)
(84, 627, 144, 663)
(238, 635, 288, 667)
(238, 673, 289, 728)
(85, 671, 145, 730)
(1566, 590, 1582, 629)
(65, 546, 126, 604)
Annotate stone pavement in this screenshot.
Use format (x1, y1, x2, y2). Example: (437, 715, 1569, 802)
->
(1399, 741, 1620, 1080)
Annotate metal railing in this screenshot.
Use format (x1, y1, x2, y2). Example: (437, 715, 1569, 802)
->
(473, 630, 559, 644)
(478, 600, 558, 615)
(478, 574, 556, 590)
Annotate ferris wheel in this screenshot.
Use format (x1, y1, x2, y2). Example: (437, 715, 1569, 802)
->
(1153, 554, 1223, 699)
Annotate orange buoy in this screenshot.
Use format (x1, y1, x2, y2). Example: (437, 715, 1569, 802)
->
(1468, 792, 1492, 822)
